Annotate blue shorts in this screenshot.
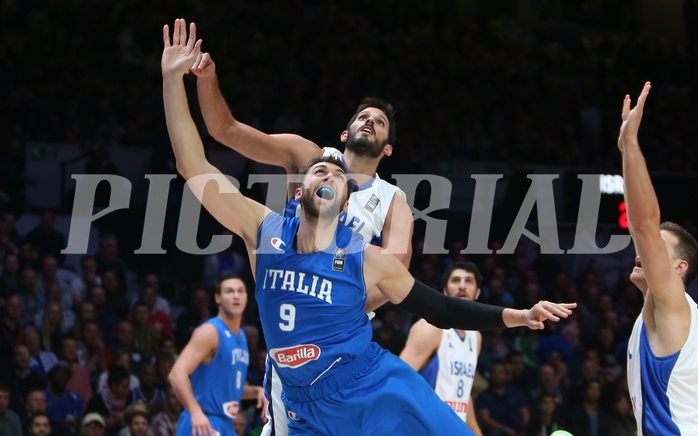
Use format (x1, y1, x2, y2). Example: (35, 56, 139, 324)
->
(177, 410, 235, 436)
(280, 342, 473, 435)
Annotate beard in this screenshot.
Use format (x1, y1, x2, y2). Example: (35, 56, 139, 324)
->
(300, 187, 344, 220)
(345, 131, 387, 158)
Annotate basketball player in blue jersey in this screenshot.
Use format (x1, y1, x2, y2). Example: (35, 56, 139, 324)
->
(161, 19, 575, 434)
(189, 35, 413, 435)
(168, 275, 264, 436)
(400, 261, 484, 435)
(619, 82, 698, 435)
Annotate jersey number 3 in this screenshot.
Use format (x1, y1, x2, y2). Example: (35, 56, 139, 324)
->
(279, 304, 296, 331)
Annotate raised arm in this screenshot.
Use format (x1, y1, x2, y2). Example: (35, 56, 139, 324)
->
(363, 245, 576, 331)
(618, 82, 690, 352)
(162, 19, 269, 246)
(168, 323, 218, 436)
(190, 51, 321, 172)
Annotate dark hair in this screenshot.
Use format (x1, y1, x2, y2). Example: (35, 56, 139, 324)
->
(661, 221, 698, 285)
(107, 365, 131, 387)
(216, 274, 246, 295)
(442, 261, 483, 290)
(346, 97, 397, 145)
(299, 155, 353, 205)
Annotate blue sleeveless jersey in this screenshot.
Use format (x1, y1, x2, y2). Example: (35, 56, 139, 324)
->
(255, 212, 371, 388)
(187, 317, 249, 420)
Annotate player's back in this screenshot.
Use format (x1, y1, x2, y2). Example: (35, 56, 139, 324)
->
(628, 293, 698, 435)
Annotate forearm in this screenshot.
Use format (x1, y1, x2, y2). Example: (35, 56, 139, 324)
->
(397, 280, 506, 331)
(169, 371, 204, 416)
(197, 75, 236, 140)
(621, 140, 660, 231)
(163, 76, 209, 178)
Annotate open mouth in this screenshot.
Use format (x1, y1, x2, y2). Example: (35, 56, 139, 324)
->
(316, 187, 335, 200)
(360, 125, 374, 135)
(635, 257, 642, 268)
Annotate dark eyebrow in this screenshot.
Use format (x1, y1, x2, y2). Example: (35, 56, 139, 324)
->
(359, 110, 388, 125)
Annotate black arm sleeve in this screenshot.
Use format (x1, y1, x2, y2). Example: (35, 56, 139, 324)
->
(397, 279, 507, 331)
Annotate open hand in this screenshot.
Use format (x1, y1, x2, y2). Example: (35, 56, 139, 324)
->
(162, 18, 202, 78)
(618, 81, 651, 151)
(525, 301, 576, 330)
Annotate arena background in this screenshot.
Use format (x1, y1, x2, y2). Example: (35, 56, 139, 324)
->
(2, 1, 698, 435)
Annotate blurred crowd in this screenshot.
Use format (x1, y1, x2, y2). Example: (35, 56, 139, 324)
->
(3, 0, 698, 435)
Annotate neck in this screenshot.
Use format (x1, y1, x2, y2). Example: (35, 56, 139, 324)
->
(343, 151, 379, 184)
(296, 214, 339, 254)
(217, 312, 242, 334)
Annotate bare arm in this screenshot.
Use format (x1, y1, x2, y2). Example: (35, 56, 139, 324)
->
(399, 319, 441, 370)
(466, 395, 483, 436)
(191, 52, 322, 172)
(365, 194, 414, 312)
(161, 20, 269, 247)
(363, 245, 575, 330)
(618, 82, 690, 354)
(168, 323, 217, 434)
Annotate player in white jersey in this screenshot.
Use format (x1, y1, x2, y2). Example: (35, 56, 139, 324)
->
(190, 47, 413, 436)
(618, 81, 698, 435)
(400, 261, 484, 435)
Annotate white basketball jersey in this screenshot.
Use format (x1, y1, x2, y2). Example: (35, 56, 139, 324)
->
(627, 293, 698, 435)
(321, 147, 406, 244)
(420, 329, 479, 422)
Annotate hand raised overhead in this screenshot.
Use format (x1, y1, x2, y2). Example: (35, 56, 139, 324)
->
(162, 18, 202, 78)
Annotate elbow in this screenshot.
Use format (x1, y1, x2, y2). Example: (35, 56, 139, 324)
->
(207, 120, 237, 143)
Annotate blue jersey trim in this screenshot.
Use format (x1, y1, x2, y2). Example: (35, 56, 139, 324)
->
(640, 324, 681, 436)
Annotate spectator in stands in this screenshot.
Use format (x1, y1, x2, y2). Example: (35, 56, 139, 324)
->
(101, 271, 130, 319)
(18, 242, 40, 271)
(72, 300, 96, 343)
(110, 320, 146, 373)
(6, 345, 46, 416)
(60, 336, 92, 404)
(137, 272, 170, 315)
(86, 366, 133, 436)
(524, 392, 564, 436)
(23, 209, 67, 264)
(43, 362, 84, 436)
(123, 408, 150, 436)
(37, 300, 69, 353)
(0, 295, 24, 371)
(87, 285, 121, 347)
(77, 319, 111, 390)
(561, 379, 609, 436)
(131, 301, 161, 359)
(28, 411, 52, 436)
(95, 234, 128, 292)
(36, 254, 74, 310)
(150, 385, 180, 436)
(371, 305, 407, 356)
(25, 326, 59, 377)
(202, 229, 247, 288)
(128, 285, 172, 338)
(19, 390, 47, 436)
(476, 361, 530, 436)
(96, 351, 140, 395)
(18, 268, 45, 327)
(0, 383, 22, 436)
(174, 286, 211, 350)
(0, 253, 20, 297)
(81, 412, 107, 436)
(130, 363, 164, 412)
(70, 255, 102, 307)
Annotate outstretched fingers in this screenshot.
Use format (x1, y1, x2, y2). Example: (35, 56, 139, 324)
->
(163, 24, 170, 48)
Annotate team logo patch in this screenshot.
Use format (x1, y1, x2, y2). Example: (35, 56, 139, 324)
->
(332, 248, 346, 271)
(270, 344, 321, 368)
(271, 237, 286, 251)
(364, 194, 380, 213)
(288, 410, 300, 421)
(222, 401, 239, 419)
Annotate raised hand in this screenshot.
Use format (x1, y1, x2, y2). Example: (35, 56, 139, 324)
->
(190, 51, 217, 79)
(524, 301, 577, 330)
(618, 81, 651, 151)
(162, 18, 202, 78)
